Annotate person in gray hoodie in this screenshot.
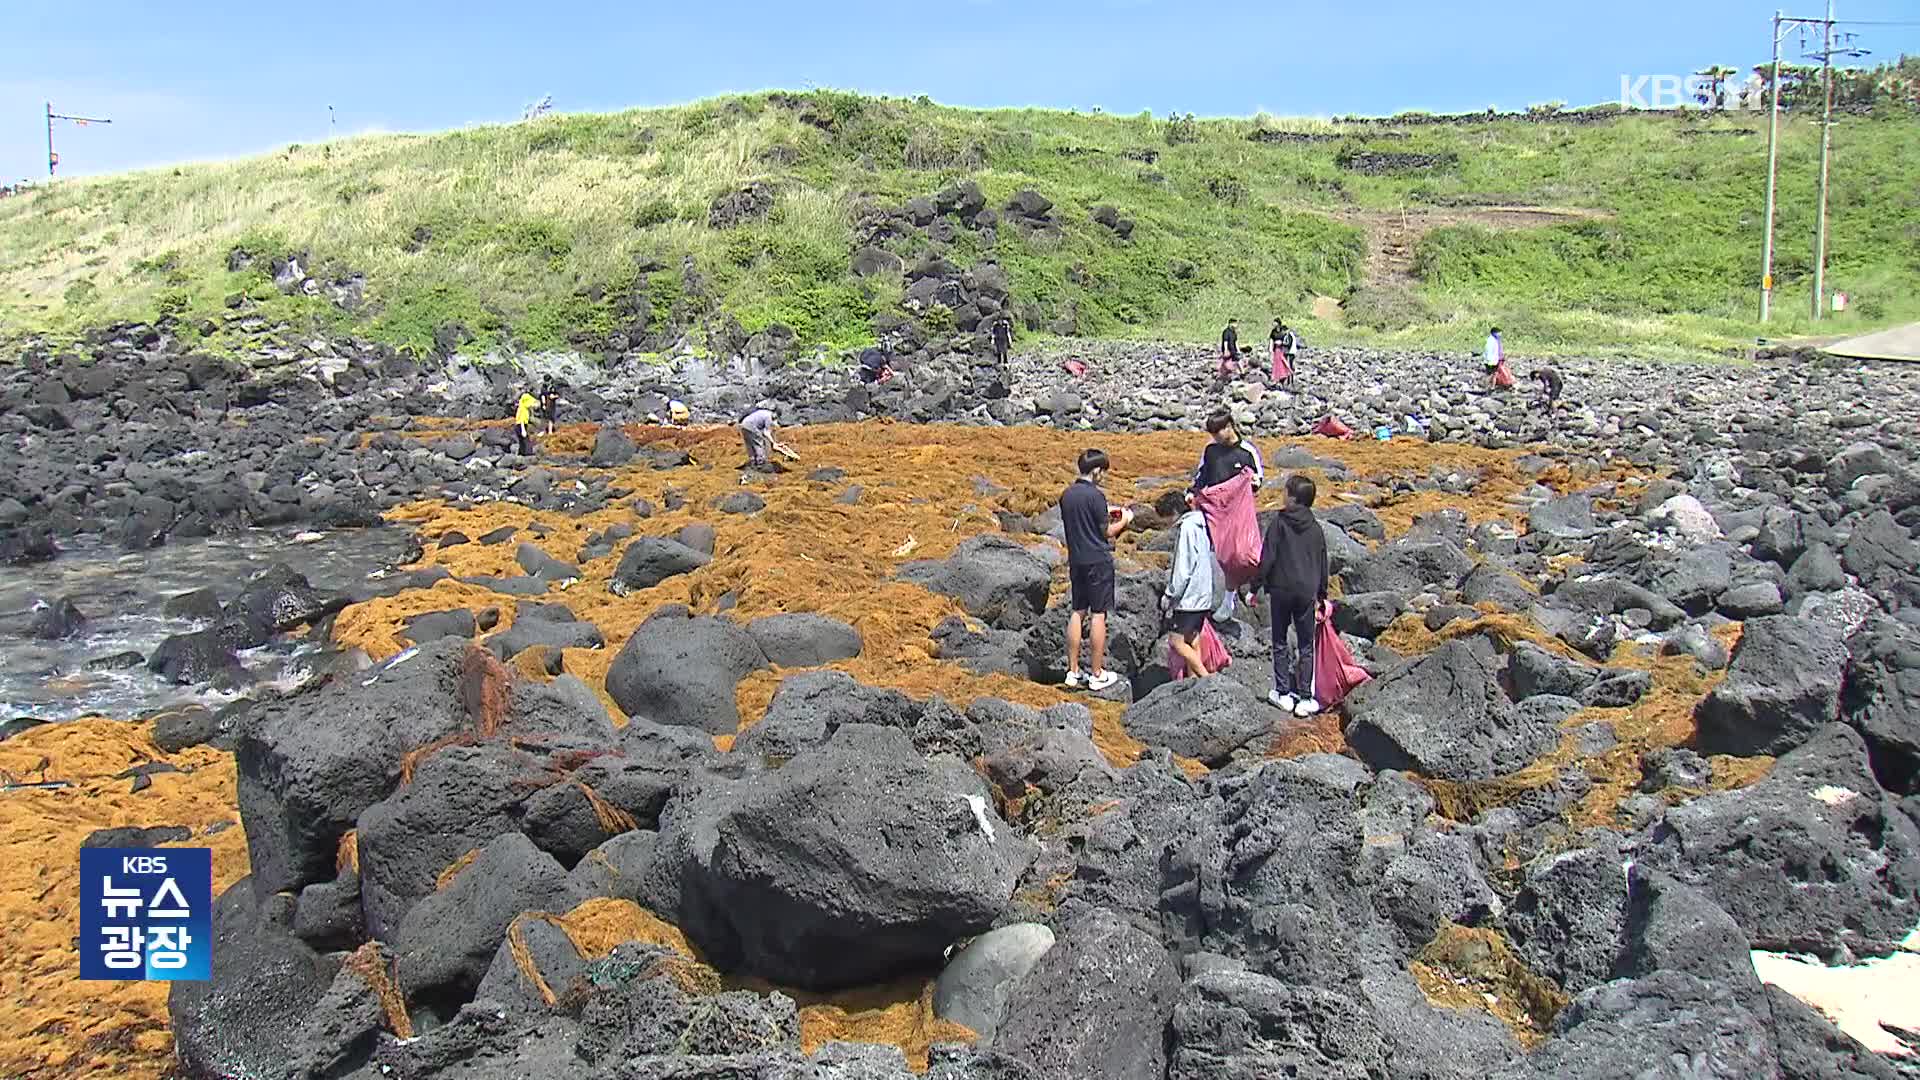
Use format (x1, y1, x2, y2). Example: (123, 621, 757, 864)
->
(1253, 474, 1330, 717)
(1163, 488, 1226, 677)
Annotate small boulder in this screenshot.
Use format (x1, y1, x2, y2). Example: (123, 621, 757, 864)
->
(746, 613, 863, 667)
(933, 923, 1056, 1048)
(899, 534, 1052, 630)
(611, 536, 710, 594)
(29, 596, 87, 640)
(590, 425, 639, 467)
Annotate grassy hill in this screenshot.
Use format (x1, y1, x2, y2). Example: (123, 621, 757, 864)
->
(2, 91, 1917, 361)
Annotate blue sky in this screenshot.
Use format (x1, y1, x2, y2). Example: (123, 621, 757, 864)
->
(3, 0, 1915, 180)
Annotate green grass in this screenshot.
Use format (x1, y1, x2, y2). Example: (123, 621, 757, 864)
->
(2, 91, 1916, 360)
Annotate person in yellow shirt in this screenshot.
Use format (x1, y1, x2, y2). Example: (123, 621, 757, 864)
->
(514, 390, 538, 456)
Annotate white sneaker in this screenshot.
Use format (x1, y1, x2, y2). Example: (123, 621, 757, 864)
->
(1293, 698, 1322, 718)
(1064, 671, 1084, 689)
(1268, 691, 1297, 712)
(1087, 670, 1121, 692)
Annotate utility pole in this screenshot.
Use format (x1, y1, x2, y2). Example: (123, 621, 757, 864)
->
(1812, 0, 1835, 320)
(45, 103, 113, 177)
(1760, 12, 1783, 322)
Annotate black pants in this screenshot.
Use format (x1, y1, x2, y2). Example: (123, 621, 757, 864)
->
(1270, 593, 1316, 698)
(517, 424, 533, 456)
(993, 341, 1009, 364)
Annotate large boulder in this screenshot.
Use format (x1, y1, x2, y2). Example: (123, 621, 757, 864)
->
(610, 537, 711, 595)
(1461, 564, 1535, 613)
(1825, 441, 1894, 495)
(605, 607, 768, 733)
(1615, 866, 1764, 1010)
(1121, 676, 1269, 766)
(648, 724, 1029, 989)
(746, 613, 863, 667)
(1343, 640, 1558, 781)
(148, 628, 243, 685)
(1490, 971, 1775, 1079)
(899, 535, 1052, 630)
(1841, 617, 1920, 794)
(167, 881, 333, 1080)
(1641, 544, 1733, 616)
(393, 831, 586, 1003)
(354, 741, 554, 938)
(234, 639, 477, 898)
(1169, 968, 1389, 1080)
(993, 906, 1179, 1080)
(1342, 538, 1474, 596)
(1637, 724, 1920, 957)
(1694, 615, 1847, 757)
(1019, 567, 1165, 681)
(1503, 844, 1629, 995)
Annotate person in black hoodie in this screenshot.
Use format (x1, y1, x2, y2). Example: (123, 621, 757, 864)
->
(1253, 474, 1329, 718)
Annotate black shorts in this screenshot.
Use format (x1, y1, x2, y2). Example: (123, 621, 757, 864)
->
(1068, 561, 1116, 613)
(1170, 609, 1209, 635)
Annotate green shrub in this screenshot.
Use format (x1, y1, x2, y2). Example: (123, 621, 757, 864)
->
(1344, 284, 1432, 331)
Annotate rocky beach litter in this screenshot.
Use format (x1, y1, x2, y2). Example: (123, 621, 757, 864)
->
(1, 327, 1919, 1078)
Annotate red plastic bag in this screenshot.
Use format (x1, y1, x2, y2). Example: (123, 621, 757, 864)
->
(1313, 600, 1372, 707)
(1194, 470, 1262, 589)
(1270, 344, 1293, 383)
(1312, 415, 1354, 439)
(1492, 358, 1515, 389)
(1168, 619, 1233, 680)
(1062, 359, 1088, 377)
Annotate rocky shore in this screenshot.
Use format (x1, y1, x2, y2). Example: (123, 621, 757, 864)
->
(3, 328, 1919, 1078)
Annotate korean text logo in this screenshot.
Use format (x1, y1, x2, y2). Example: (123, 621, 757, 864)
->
(79, 848, 212, 980)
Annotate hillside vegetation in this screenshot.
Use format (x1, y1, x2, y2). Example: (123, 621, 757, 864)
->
(2, 91, 1917, 361)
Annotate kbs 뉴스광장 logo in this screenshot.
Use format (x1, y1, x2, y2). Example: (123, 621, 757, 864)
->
(79, 848, 212, 980)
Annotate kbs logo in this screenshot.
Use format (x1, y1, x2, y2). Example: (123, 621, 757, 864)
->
(1619, 74, 1764, 111)
(79, 848, 212, 980)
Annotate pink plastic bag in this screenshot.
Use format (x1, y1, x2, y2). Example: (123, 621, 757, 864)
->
(1194, 470, 1262, 589)
(1492, 358, 1516, 389)
(1313, 600, 1372, 707)
(1168, 619, 1233, 680)
(1062, 359, 1088, 377)
(1270, 344, 1293, 383)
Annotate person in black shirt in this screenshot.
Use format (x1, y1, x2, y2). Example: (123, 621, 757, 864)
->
(540, 378, 562, 435)
(1194, 412, 1264, 491)
(991, 316, 1014, 365)
(1252, 474, 1330, 718)
(858, 347, 893, 384)
(1059, 448, 1133, 692)
(1218, 318, 1240, 378)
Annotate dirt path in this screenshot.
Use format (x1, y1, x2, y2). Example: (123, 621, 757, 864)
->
(1335, 205, 1614, 287)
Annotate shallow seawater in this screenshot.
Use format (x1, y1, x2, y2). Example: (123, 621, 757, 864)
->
(0, 528, 413, 721)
